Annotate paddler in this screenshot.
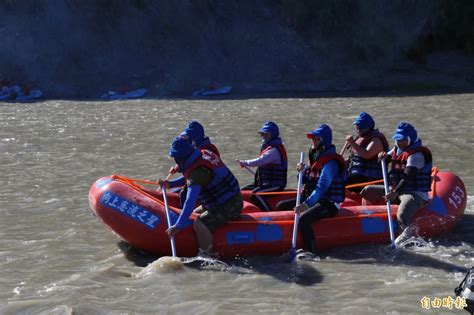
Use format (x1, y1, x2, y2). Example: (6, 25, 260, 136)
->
(166, 120, 221, 207)
(291, 124, 347, 254)
(360, 122, 433, 245)
(278, 124, 347, 253)
(158, 137, 242, 255)
(344, 112, 389, 192)
(236, 121, 288, 211)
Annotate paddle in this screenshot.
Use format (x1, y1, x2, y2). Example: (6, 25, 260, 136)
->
(165, 164, 179, 181)
(156, 165, 179, 192)
(339, 141, 349, 155)
(381, 159, 396, 249)
(162, 186, 177, 257)
(155, 180, 226, 271)
(235, 159, 256, 176)
(243, 164, 256, 176)
(289, 152, 305, 261)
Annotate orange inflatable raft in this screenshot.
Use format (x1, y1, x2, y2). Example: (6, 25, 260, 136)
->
(88, 169, 466, 258)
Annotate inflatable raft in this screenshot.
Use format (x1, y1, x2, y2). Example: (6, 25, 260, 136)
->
(88, 168, 466, 258)
(101, 88, 147, 100)
(0, 85, 43, 101)
(192, 86, 232, 96)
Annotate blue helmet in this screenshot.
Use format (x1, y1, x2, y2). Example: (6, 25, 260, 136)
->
(183, 120, 205, 144)
(307, 124, 332, 147)
(353, 112, 375, 130)
(392, 122, 418, 144)
(168, 137, 195, 161)
(259, 121, 279, 139)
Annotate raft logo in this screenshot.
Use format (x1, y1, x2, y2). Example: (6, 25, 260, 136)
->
(420, 296, 467, 310)
(201, 150, 220, 165)
(100, 191, 160, 229)
(448, 185, 465, 210)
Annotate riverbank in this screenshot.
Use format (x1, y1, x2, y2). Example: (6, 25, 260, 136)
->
(1, 49, 472, 101)
(1, 1, 473, 99)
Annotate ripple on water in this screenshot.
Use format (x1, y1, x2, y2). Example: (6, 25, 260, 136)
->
(0, 96, 472, 313)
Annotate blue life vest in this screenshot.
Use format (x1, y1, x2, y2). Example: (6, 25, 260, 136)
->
(348, 129, 389, 179)
(183, 149, 240, 209)
(389, 141, 432, 192)
(303, 146, 347, 203)
(255, 138, 288, 188)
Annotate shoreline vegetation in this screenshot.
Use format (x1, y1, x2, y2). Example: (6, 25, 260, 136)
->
(0, 0, 473, 99)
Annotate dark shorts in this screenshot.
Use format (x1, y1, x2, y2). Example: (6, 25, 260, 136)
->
(197, 194, 243, 231)
(361, 185, 427, 227)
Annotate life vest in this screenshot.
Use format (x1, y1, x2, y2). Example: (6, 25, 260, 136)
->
(348, 129, 389, 179)
(302, 146, 347, 203)
(197, 137, 220, 157)
(255, 142, 288, 188)
(184, 149, 240, 209)
(307, 147, 320, 166)
(389, 142, 432, 192)
(455, 267, 474, 313)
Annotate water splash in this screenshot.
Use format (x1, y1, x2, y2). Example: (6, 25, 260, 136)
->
(136, 256, 183, 277)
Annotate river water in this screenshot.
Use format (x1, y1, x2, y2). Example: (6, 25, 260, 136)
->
(1, 93, 473, 314)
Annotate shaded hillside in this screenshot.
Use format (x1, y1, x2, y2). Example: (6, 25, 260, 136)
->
(0, 0, 473, 98)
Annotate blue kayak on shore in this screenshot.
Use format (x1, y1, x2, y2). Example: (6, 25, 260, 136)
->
(0, 85, 43, 101)
(15, 90, 43, 101)
(192, 86, 232, 96)
(101, 88, 147, 100)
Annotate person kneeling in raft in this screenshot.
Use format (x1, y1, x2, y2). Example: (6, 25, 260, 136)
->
(158, 137, 243, 255)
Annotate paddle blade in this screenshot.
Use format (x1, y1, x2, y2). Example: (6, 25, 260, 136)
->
(279, 248, 297, 263)
(287, 247, 297, 263)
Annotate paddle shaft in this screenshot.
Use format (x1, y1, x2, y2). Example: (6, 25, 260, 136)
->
(381, 159, 396, 248)
(235, 159, 256, 176)
(162, 186, 178, 257)
(291, 152, 305, 254)
(339, 141, 349, 155)
(164, 164, 180, 181)
(243, 165, 256, 176)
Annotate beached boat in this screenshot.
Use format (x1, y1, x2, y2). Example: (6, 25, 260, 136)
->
(100, 88, 147, 100)
(192, 86, 232, 96)
(88, 168, 466, 258)
(0, 85, 43, 101)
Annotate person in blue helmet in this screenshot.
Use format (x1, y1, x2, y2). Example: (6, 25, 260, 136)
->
(236, 121, 288, 211)
(165, 120, 221, 208)
(360, 122, 432, 244)
(168, 120, 220, 176)
(158, 137, 242, 254)
(290, 124, 347, 254)
(344, 112, 389, 191)
(182, 120, 220, 157)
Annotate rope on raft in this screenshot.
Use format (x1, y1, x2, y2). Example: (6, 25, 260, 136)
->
(111, 167, 439, 199)
(106, 168, 441, 225)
